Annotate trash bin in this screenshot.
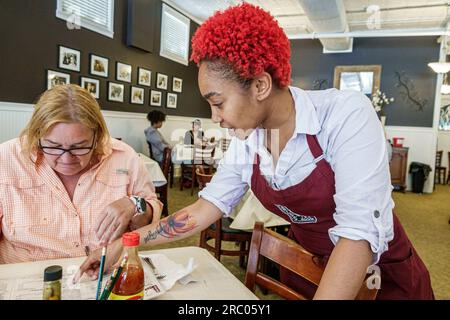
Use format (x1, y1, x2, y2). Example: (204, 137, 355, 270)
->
(409, 162, 432, 193)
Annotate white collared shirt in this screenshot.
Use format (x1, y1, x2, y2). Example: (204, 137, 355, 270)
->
(199, 87, 394, 264)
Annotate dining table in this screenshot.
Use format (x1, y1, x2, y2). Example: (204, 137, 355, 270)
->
(0, 246, 258, 300)
(138, 152, 167, 187)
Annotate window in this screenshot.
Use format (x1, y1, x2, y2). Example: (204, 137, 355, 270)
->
(160, 3, 190, 66)
(56, 0, 114, 38)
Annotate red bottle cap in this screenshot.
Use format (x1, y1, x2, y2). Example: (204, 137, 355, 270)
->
(122, 232, 140, 247)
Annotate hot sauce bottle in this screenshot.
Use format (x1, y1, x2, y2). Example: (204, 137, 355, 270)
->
(109, 232, 145, 300)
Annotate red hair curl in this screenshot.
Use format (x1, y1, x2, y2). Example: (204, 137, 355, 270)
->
(190, 3, 291, 88)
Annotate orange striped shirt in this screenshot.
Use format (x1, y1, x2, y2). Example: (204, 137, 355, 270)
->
(0, 138, 162, 264)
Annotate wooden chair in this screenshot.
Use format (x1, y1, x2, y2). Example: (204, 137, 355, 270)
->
(180, 143, 216, 196)
(195, 166, 214, 189)
(245, 222, 379, 300)
(434, 150, 446, 185)
(154, 147, 173, 217)
(148, 141, 173, 188)
(220, 138, 231, 153)
(197, 167, 252, 267)
(447, 152, 450, 185)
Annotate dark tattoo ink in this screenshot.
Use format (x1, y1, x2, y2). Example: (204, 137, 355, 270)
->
(143, 210, 197, 243)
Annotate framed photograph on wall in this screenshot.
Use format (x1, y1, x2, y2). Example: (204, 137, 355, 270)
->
(167, 93, 177, 109)
(131, 86, 145, 105)
(116, 62, 132, 83)
(156, 73, 168, 90)
(47, 69, 70, 90)
(150, 90, 162, 107)
(58, 45, 81, 72)
(172, 77, 183, 93)
(90, 54, 109, 78)
(138, 68, 151, 87)
(80, 77, 100, 99)
(108, 82, 124, 102)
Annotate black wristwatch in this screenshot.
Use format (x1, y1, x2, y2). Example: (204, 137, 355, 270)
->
(129, 196, 147, 215)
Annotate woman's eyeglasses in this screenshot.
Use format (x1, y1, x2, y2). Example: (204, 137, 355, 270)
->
(39, 134, 96, 156)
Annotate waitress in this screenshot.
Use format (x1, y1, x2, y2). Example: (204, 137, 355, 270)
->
(76, 3, 434, 300)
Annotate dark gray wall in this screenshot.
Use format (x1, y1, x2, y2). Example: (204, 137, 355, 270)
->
(0, 0, 211, 118)
(290, 37, 440, 127)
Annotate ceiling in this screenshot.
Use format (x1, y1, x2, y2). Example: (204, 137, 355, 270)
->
(162, 0, 450, 38)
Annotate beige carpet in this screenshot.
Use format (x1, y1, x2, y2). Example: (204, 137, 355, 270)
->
(142, 183, 450, 300)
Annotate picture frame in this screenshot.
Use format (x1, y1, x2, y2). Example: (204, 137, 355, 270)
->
(108, 82, 125, 102)
(131, 86, 145, 105)
(58, 45, 81, 72)
(150, 90, 162, 107)
(90, 54, 109, 78)
(116, 62, 132, 83)
(156, 73, 168, 90)
(80, 77, 100, 99)
(138, 67, 151, 87)
(167, 93, 177, 109)
(333, 65, 382, 98)
(47, 69, 70, 90)
(172, 77, 183, 93)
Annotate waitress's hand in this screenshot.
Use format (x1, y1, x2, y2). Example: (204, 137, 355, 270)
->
(73, 239, 123, 283)
(94, 197, 135, 246)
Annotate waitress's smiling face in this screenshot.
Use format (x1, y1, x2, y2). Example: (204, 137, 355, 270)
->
(198, 62, 266, 140)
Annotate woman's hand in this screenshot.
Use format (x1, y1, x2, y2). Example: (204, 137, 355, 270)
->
(94, 197, 135, 246)
(73, 239, 123, 283)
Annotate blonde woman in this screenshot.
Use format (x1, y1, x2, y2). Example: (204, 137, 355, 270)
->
(0, 84, 161, 264)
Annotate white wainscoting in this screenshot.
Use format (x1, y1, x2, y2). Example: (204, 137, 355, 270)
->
(437, 131, 450, 170)
(386, 126, 438, 193)
(0, 101, 226, 158)
(1, 101, 440, 193)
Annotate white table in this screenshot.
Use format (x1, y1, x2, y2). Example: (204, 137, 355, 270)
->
(171, 144, 223, 165)
(0, 246, 257, 300)
(138, 153, 167, 187)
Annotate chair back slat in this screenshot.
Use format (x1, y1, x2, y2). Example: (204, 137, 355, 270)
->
(161, 147, 172, 178)
(147, 141, 154, 160)
(436, 150, 443, 167)
(220, 138, 231, 152)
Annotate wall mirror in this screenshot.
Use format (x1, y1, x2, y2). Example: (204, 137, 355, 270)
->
(333, 65, 381, 97)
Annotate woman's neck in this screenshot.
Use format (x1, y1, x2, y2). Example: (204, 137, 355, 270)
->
(262, 87, 296, 138)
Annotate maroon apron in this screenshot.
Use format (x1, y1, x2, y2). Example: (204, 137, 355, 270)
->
(250, 134, 434, 300)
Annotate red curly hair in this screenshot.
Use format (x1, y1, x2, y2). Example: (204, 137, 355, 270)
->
(190, 3, 291, 88)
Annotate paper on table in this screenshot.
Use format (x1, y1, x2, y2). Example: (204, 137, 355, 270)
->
(139, 253, 197, 300)
(0, 254, 196, 300)
(0, 270, 98, 300)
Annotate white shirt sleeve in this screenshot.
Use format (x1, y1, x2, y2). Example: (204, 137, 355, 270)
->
(325, 92, 394, 264)
(198, 139, 249, 216)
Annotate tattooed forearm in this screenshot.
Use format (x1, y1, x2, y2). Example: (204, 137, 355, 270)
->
(143, 209, 197, 244)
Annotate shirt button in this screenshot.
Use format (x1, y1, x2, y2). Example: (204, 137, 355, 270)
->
(374, 210, 380, 218)
(74, 242, 80, 247)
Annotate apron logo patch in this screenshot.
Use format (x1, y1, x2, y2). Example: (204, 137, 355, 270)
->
(274, 204, 317, 224)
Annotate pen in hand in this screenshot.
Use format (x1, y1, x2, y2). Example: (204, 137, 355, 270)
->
(95, 247, 107, 300)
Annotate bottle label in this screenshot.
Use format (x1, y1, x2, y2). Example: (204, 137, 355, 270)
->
(109, 290, 144, 300)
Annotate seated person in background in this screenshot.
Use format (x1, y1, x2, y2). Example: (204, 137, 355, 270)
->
(0, 84, 162, 264)
(144, 111, 171, 165)
(184, 118, 206, 145)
